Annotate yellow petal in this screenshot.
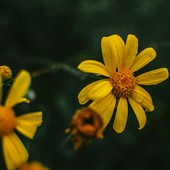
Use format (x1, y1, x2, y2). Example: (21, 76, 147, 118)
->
(130, 47, 156, 72)
(128, 97, 146, 130)
(123, 34, 138, 69)
(131, 85, 154, 111)
(136, 68, 169, 85)
(5, 70, 31, 107)
(89, 93, 116, 128)
(16, 112, 43, 139)
(77, 60, 110, 77)
(2, 132, 29, 170)
(101, 35, 125, 74)
(78, 79, 112, 104)
(113, 98, 128, 133)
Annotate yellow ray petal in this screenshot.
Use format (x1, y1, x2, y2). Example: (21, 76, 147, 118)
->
(130, 47, 156, 72)
(128, 97, 146, 130)
(2, 132, 29, 170)
(136, 68, 169, 85)
(131, 85, 154, 111)
(16, 112, 43, 139)
(101, 35, 125, 74)
(113, 98, 128, 133)
(5, 70, 31, 107)
(123, 34, 138, 69)
(89, 93, 116, 128)
(78, 79, 112, 105)
(77, 60, 110, 77)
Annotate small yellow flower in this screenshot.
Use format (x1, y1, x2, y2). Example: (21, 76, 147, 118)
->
(17, 161, 49, 170)
(0, 70, 43, 170)
(78, 34, 169, 133)
(65, 107, 104, 150)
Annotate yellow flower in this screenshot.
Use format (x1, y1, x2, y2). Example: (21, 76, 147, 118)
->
(0, 70, 43, 170)
(17, 161, 49, 170)
(78, 34, 169, 133)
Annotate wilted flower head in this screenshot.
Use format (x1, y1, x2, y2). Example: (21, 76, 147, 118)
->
(66, 107, 104, 150)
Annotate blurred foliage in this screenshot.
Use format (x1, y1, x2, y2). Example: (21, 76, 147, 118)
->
(0, 0, 170, 170)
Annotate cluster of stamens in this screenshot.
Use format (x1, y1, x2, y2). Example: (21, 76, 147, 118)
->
(110, 69, 136, 98)
(0, 65, 12, 81)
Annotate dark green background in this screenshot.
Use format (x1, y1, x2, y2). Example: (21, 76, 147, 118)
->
(0, 0, 170, 169)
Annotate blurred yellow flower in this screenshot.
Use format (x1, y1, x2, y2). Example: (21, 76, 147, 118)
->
(65, 107, 104, 150)
(0, 70, 43, 170)
(17, 161, 49, 170)
(78, 34, 169, 133)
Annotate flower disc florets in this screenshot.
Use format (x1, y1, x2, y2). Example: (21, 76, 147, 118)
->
(110, 69, 136, 98)
(0, 65, 12, 81)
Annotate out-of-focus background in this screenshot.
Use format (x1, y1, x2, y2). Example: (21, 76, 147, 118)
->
(0, 0, 170, 169)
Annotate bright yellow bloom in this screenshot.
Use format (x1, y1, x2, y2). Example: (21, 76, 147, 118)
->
(0, 70, 43, 170)
(78, 34, 169, 133)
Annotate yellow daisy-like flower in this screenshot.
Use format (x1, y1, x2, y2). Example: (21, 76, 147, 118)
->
(17, 161, 49, 170)
(0, 70, 43, 170)
(78, 34, 169, 133)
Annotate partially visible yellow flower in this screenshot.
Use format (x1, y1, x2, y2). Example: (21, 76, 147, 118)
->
(17, 161, 49, 170)
(65, 107, 104, 150)
(78, 34, 169, 133)
(0, 70, 43, 170)
(0, 65, 12, 81)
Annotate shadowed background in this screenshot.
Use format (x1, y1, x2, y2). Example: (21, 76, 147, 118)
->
(0, 0, 170, 169)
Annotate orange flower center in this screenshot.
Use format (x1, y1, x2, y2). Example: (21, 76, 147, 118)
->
(110, 69, 136, 98)
(0, 106, 16, 136)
